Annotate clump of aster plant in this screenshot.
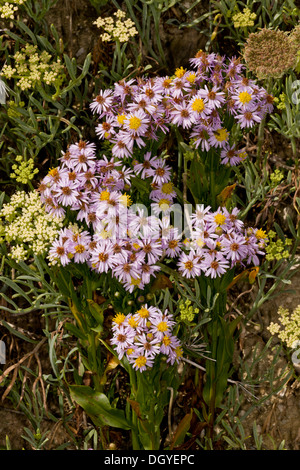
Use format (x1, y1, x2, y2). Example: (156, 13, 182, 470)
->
(37, 139, 268, 291)
(243, 28, 298, 79)
(90, 50, 273, 164)
(111, 305, 183, 372)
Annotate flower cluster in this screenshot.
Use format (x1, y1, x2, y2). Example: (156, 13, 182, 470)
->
(90, 50, 273, 166)
(0, 0, 26, 19)
(10, 155, 39, 184)
(38, 138, 268, 291)
(38, 139, 179, 292)
(268, 305, 300, 349)
(273, 93, 287, 111)
(269, 168, 284, 188)
(265, 230, 292, 262)
(2, 44, 64, 91)
(111, 305, 183, 372)
(6, 99, 25, 118)
(244, 28, 298, 79)
(94, 9, 138, 43)
(0, 190, 63, 261)
(178, 299, 199, 323)
(232, 7, 256, 28)
(177, 205, 268, 279)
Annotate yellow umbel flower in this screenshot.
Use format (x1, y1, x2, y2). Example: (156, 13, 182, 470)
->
(10, 155, 38, 184)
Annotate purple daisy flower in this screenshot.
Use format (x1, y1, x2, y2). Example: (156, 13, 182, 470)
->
(169, 101, 195, 129)
(149, 310, 176, 341)
(110, 324, 136, 360)
(112, 253, 141, 284)
(201, 252, 229, 278)
(198, 84, 226, 109)
(235, 108, 262, 128)
(90, 89, 114, 116)
(129, 351, 154, 372)
(55, 178, 80, 207)
(89, 239, 118, 273)
(220, 232, 248, 263)
(178, 251, 202, 278)
(148, 158, 172, 185)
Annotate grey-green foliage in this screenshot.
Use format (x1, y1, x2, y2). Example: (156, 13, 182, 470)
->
(268, 73, 300, 155)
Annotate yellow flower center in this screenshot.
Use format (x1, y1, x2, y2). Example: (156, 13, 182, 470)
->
(162, 335, 171, 346)
(119, 194, 132, 207)
(186, 72, 196, 83)
(175, 66, 186, 78)
(163, 78, 172, 88)
(157, 321, 168, 332)
(184, 260, 194, 271)
(100, 190, 110, 201)
(99, 229, 112, 239)
(168, 240, 178, 249)
(48, 167, 59, 177)
(128, 317, 139, 328)
(214, 128, 229, 142)
(239, 91, 252, 105)
(130, 277, 141, 286)
(137, 307, 149, 319)
(117, 114, 127, 125)
(196, 238, 204, 248)
(133, 242, 141, 250)
(99, 252, 109, 262)
(113, 313, 126, 325)
(191, 97, 205, 113)
(255, 229, 267, 239)
(161, 182, 174, 195)
(239, 151, 248, 160)
(175, 346, 183, 358)
(159, 198, 171, 209)
(128, 116, 142, 130)
(75, 244, 85, 253)
(214, 213, 226, 225)
(135, 356, 147, 369)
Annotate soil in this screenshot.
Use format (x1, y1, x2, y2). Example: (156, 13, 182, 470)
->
(1, 0, 300, 451)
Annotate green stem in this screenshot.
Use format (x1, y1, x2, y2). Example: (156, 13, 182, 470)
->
(88, 331, 101, 391)
(208, 318, 218, 439)
(150, 5, 166, 67)
(257, 77, 273, 167)
(256, 115, 266, 167)
(115, 40, 122, 76)
(210, 152, 216, 210)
